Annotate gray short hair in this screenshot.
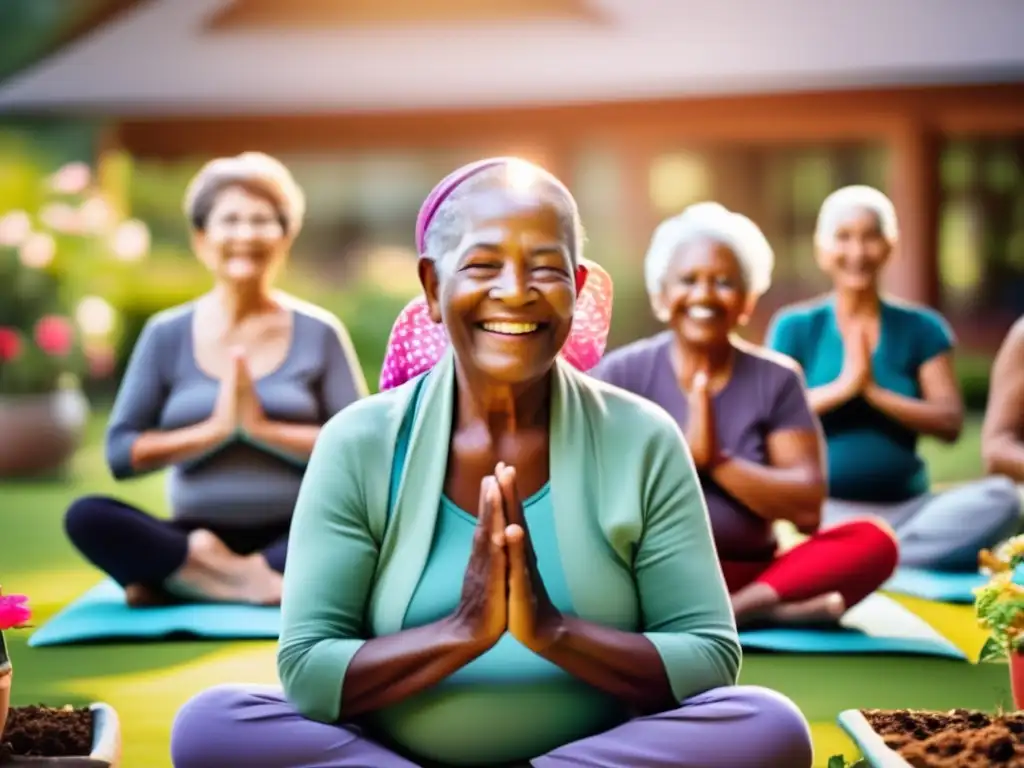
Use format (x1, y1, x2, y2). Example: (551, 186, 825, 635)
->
(815, 185, 898, 248)
(422, 163, 584, 266)
(645, 202, 774, 300)
(183, 152, 306, 236)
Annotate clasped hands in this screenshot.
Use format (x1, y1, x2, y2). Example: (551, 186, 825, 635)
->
(681, 359, 726, 471)
(839, 322, 874, 400)
(454, 463, 564, 654)
(207, 348, 268, 442)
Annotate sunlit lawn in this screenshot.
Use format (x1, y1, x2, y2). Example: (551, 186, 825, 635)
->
(0, 412, 1008, 768)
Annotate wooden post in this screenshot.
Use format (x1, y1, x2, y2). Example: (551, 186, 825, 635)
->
(884, 120, 940, 307)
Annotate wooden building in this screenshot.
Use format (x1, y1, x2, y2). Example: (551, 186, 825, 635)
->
(3, 0, 1024, 344)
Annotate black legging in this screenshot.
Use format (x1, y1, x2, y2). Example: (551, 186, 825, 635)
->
(64, 495, 289, 589)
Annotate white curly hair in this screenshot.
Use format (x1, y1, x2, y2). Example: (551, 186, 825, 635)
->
(814, 185, 898, 248)
(644, 202, 775, 309)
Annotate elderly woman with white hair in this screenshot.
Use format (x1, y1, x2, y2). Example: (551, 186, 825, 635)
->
(592, 202, 898, 628)
(64, 152, 368, 607)
(766, 185, 1020, 571)
(169, 158, 812, 768)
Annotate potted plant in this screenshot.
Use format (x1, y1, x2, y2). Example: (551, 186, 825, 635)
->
(0, 592, 121, 766)
(0, 162, 142, 478)
(976, 534, 1024, 706)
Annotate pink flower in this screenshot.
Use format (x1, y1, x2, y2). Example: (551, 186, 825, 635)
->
(50, 162, 91, 195)
(0, 595, 31, 630)
(34, 315, 74, 357)
(0, 328, 21, 362)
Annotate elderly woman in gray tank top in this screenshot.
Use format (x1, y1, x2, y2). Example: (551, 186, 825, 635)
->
(64, 152, 368, 607)
(591, 203, 899, 628)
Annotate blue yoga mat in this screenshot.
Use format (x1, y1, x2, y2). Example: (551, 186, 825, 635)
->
(738, 594, 965, 659)
(882, 566, 987, 604)
(28, 580, 280, 647)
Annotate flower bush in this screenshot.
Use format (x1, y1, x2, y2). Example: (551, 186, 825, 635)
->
(975, 535, 1024, 661)
(0, 162, 149, 396)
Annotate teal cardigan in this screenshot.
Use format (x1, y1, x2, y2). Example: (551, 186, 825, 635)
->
(277, 349, 741, 723)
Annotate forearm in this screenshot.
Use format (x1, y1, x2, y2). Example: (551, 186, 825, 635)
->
(536, 616, 676, 713)
(0, 670, 10, 736)
(983, 434, 1024, 480)
(807, 379, 855, 414)
(710, 458, 824, 528)
(340, 617, 491, 718)
(246, 420, 321, 460)
(864, 384, 962, 441)
(124, 422, 225, 477)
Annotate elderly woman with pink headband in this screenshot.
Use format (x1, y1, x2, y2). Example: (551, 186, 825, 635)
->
(170, 158, 812, 768)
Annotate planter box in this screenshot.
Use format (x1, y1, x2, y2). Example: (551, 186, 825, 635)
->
(838, 710, 911, 768)
(839, 707, 1024, 767)
(2, 703, 120, 767)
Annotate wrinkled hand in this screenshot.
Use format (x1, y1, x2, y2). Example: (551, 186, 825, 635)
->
(452, 476, 508, 648)
(497, 463, 564, 653)
(841, 324, 873, 397)
(685, 369, 717, 470)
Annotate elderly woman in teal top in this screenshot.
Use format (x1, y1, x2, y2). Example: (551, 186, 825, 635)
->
(767, 185, 1020, 571)
(170, 158, 813, 768)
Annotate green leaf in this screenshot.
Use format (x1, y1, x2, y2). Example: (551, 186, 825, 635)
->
(828, 756, 849, 768)
(980, 635, 1008, 662)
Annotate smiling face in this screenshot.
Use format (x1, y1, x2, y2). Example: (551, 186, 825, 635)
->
(420, 187, 576, 385)
(193, 185, 290, 288)
(817, 206, 892, 292)
(658, 237, 750, 347)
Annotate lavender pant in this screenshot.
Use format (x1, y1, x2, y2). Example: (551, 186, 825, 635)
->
(170, 683, 812, 768)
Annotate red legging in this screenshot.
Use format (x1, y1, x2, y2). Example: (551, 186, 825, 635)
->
(721, 519, 899, 609)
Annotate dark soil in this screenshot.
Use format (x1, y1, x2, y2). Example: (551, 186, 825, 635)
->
(864, 708, 1024, 767)
(0, 706, 92, 760)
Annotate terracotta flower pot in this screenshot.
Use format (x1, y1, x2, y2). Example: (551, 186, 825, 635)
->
(1011, 649, 1024, 710)
(0, 389, 88, 478)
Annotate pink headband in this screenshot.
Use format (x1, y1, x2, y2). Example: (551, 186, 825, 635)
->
(414, 157, 517, 255)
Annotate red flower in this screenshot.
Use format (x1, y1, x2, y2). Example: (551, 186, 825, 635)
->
(34, 315, 75, 357)
(0, 328, 22, 362)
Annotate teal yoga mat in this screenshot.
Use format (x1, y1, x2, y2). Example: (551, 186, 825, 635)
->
(882, 566, 987, 604)
(28, 580, 280, 647)
(738, 594, 966, 659)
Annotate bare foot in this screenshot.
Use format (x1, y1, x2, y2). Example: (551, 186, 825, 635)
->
(731, 582, 781, 627)
(165, 530, 282, 606)
(767, 592, 846, 627)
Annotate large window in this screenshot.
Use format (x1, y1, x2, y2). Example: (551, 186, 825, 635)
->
(648, 144, 887, 305)
(938, 136, 1024, 337)
(612, 143, 889, 343)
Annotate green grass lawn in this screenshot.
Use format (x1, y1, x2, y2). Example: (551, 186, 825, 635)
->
(0, 413, 1010, 767)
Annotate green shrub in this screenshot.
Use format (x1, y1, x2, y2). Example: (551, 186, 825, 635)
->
(957, 353, 993, 412)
